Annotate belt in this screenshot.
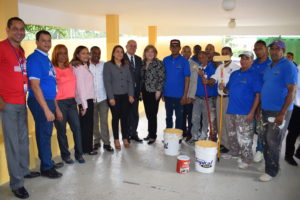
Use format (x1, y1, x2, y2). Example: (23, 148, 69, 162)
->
(196, 96, 216, 100)
(218, 95, 228, 98)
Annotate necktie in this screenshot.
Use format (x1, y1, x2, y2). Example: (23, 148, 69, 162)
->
(130, 55, 135, 69)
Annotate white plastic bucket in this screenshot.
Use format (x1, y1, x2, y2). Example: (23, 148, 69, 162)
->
(195, 140, 218, 173)
(163, 128, 183, 156)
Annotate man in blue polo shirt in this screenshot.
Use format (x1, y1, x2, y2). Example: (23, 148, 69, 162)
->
(189, 51, 218, 142)
(223, 51, 261, 169)
(252, 40, 272, 163)
(163, 39, 190, 129)
(259, 40, 297, 182)
(27, 30, 63, 179)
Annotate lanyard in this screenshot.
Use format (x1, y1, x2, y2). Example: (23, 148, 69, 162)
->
(7, 39, 26, 76)
(7, 39, 28, 92)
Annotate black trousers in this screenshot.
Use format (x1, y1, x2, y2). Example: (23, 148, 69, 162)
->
(182, 103, 193, 137)
(142, 91, 160, 139)
(286, 105, 300, 158)
(128, 96, 139, 138)
(78, 99, 94, 153)
(109, 94, 130, 140)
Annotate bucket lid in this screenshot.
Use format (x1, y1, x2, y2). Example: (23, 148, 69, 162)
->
(164, 128, 183, 135)
(195, 140, 217, 148)
(177, 155, 190, 160)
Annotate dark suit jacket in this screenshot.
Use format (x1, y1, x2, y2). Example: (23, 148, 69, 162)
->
(124, 54, 142, 97)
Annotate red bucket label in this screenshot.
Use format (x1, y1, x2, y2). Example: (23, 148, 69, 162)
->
(177, 155, 190, 174)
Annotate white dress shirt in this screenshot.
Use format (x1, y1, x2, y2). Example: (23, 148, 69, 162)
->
(127, 53, 135, 67)
(89, 61, 107, 102)
(211, 61, 240, 95)
(294, 65, 300, 107)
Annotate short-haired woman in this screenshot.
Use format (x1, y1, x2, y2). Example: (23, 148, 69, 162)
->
(141, 45, 165, 144)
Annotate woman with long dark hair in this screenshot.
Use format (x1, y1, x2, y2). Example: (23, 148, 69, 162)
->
(71, 46, 97, 155)
(103, 45, 134, 149)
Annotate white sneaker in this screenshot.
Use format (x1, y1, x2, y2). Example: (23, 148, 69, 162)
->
(259, 173, 273, 182)
(237, 158, 242, 163)
(254, 151, 264, 163)
(257, 164, 265, 172)
(221, 153, 232, 159)
(238, 162, 249, 169)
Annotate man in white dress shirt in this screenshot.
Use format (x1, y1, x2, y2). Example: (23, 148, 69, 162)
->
(89, 46, 114, 152)
(205, 47, 240, 154)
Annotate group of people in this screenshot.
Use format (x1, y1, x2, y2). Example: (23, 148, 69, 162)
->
(1, 17, 299, 199)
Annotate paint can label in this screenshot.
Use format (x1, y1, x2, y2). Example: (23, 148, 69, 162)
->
(177, 155, 190, 174)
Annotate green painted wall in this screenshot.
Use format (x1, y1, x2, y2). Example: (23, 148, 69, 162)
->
(258, 37, 300, 65)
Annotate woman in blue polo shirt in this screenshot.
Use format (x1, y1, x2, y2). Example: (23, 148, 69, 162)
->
(223, 51, 262, 169)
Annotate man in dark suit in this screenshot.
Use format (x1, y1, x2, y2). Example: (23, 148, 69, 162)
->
(125, 40, 143, 143)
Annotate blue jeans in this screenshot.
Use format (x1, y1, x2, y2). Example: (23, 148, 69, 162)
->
(28, 97, 55, 171)
(254, 119, 264, 152)
(164, 96, 183, 129)
(54, 98, 83, 160)
(262, 110, 292, 177)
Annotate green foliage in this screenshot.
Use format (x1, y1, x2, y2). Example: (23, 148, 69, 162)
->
(24, 24, 105, 40)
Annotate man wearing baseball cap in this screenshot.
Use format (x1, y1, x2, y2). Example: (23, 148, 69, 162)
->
(221, 51, 262, 169)
(163, 39, 190, 129)
(259, 40, 298, 181)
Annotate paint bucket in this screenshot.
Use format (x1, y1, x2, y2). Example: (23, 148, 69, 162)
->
(163, 128, 183, 156)
(195, 140, 218, 173)
(176, 155, 190, 174)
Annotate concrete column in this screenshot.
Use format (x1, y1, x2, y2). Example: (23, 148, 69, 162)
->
(106, 15, 119, 61)
(0, 0, 19, 40)
(148, 26, 157, 46)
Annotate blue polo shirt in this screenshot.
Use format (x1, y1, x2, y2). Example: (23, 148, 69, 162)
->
(191, 55, 201, 66)
(196, 62, 218, 97)
(252, 58, 272, 81)
(261, 57, 298, 111)
(226, 68, 262, 115)
(27, 49, 57, 100)
(163, 55, 190, 98)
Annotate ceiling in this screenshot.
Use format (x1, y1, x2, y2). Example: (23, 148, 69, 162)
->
(19, 0, 300, 36)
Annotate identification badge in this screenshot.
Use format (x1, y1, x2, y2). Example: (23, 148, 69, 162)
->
(23, 83, 28, 93)
(14, 66, 22, 72)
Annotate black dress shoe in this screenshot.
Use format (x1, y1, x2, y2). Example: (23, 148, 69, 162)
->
(88, 150, 98, 155)
(12, 187, 29, 199)
(93, 143, 101, 150)
(41, 168, 63, 179)
(103, 144, 114, 152)
(144, 136, 150, 141)
(285, 157, 298, 166)
(220, 145, 230, 153)
(185, 135, 192, 142)
(52, 161, 64, 169)
(132, 136, 143, 143)
(295, 150, 300, 159)
(148, 139, 156, 145)
(24, 171, 41, 178)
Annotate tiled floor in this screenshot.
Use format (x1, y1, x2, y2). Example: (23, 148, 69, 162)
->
(0, 102, 299, 200)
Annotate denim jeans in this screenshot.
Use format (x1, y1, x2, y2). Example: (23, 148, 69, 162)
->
(164, 96, 183, 129)
(254, 117, 264, 152)
(54, 98, 83, 160)
(262, 110, 292, 177)
(28, 97, 55, 171)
